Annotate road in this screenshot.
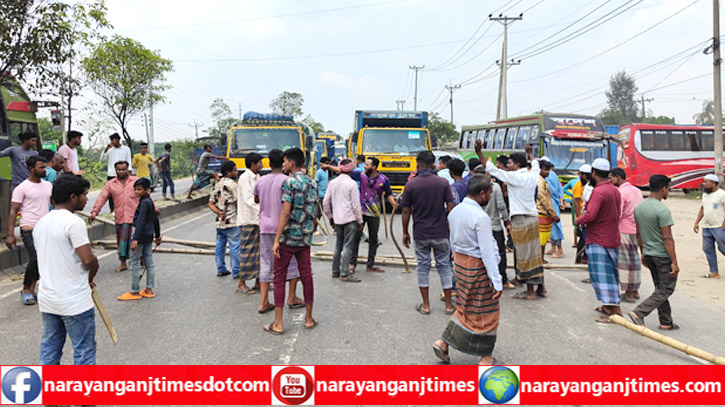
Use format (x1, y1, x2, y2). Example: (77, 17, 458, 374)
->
(1, 205, 724, 367)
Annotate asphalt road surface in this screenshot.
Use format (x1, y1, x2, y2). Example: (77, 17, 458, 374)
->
(1, 207, 724, 368)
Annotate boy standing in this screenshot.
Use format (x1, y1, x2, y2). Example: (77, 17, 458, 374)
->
(132, 142, 155, 181)
(118, 178, 161, 300)
(208, 160, 241, 278)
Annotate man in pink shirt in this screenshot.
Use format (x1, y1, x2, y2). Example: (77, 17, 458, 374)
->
(253, 149, 304, 314)
(575, 158, 622, 323)
(323, 158, 364, 282)
(57, 130, 84, 175)
(610, 168, 644, 303)
(89, 161, 139, 272)
(5, 156, 53, 305)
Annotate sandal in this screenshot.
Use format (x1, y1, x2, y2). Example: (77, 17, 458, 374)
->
(258, 304, 275, 314)
(658, 323, 680, 330)
(702, 273, 721, 279)
(245, 288, 257, 295)
(339, 275, 361, 283)
(263, 322, 284, 335)
(118, 292, 142, 301)
(415, 304, 431, 315)
(595, 316, 613, 324)
(511, 291, 536, 300)
(594, 306, 611, 315)
(628, 311, 645, 326)
(433, 344, 450, 363)
(20, 292, 36, 305)
(304, 319, 319, 330)
(140, 290, 155, 298)
(366, 266, 385, 272)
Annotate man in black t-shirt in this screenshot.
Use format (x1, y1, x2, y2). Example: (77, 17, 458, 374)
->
(155, 143, 175, 200)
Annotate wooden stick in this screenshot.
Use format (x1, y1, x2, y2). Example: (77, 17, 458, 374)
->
(93, 242, 218, 255)
(389, 196, 411, 273)
(382, 201, 389, 240)
(92, 287, 117, 345)
(160, 236, 216, 248)
(77, 211, 115, 226)
(316, 201, 330, 235)
(609, 315, 725, 365)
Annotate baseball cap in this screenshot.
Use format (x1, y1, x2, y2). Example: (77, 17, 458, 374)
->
(704, 174, 719, 182)
(592, 158, 610, 172)
(579, 164, 592, 173)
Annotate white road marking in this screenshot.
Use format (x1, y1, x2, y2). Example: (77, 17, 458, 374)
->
(548, 270, 587, 293)
(279, 312, 305, 365)
(163, 212, 214, 233)
(0, 287, 21, 299)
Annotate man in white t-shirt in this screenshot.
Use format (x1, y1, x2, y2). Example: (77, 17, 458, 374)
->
(694, 174, 725, 279)
(100, 133, 132, 212)
(5, 156, 53, 305)
(35, 174, 99, 365)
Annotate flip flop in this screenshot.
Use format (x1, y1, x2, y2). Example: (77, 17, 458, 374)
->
(245, 288, 257, 295)
(444, 309, 455, 315)
(511, 292, 536, 300)
(581, 278, 591, 283)
(628, 311, 645, 326)
(658, 323, 680, 330)
(139, 291, 155, 298)
(366, 266, 385, 272)
(263, 322, 284, 335)
(536, 292, 547, 298)
(258, 304, 275, 314)
(701, 274, 721, 279)
(594, 306, 610, 315)
(288, 303, 305, 309)
(433, 344, 450, 363)
(304, 319, 319, 330)
(595, 316, 613, 324)
(118, 292, 142, 301)
(339, 275, 361, 283)
(20, 292, 36, 305)
(217, 271, 231, 277)
(621, 296, 636, 303)
(415, 304, 431, 315)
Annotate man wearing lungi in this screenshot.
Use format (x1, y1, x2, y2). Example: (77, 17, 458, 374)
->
(537, 160, 560, 266)
(543, 158, 565, 258)
(477, 140, 542, 300)
(433, 174, 502, 365)
(575, 158, 623, 323)
(236, 153, 263, 292)
(610, 168, 643, 302)
(90, 161, 144, 273)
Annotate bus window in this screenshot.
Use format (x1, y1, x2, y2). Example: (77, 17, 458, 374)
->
(484, 129, 494, 149)
(688, 132, 699, 151)
(494, 128, 506, 149)
(669, 131, 685, 151)
(504, 127, 518, 149)
(619, 127, 630, 143)
(530, 126, 540, 141)
(515, 126, 531, 149)
(466, 131, 474, 149)
(640, 131, 656, 150)
(700, 131, 714, 151)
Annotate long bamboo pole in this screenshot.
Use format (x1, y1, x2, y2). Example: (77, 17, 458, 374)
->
(382, 201, 389, 240)
(609, 315, 725, 365)
(160, 236, 216, 248)
(77, 211, 114, 226)
(93, 241, 217, 256)
(389, 196, 411, 273)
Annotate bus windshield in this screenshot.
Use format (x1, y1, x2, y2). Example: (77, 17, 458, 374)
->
(361, 128, 428, 154)
(544, 138, 606, 172)
(230, 127, 301, 155)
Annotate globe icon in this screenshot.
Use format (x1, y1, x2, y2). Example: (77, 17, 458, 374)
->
(479, 366, 519, 404)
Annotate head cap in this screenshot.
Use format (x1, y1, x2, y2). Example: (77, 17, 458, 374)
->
(592, 158, 610, 172)
(705, 174, 719, 182)
(579, 164, 592, 173)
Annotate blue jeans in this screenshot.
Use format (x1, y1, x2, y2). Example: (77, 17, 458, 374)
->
(130, 242, 155, 292)
(40, 308, 96, 365)
(332, 221, 358, 277)
(216, 227, 241, 276)
(702, 227, 725, 275)
(161, 171, 174, 195)
(414, 238, 453, 289)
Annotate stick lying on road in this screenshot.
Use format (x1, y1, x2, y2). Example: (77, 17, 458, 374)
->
(609, 314, 725, 365)
(92, 241, 219, 255)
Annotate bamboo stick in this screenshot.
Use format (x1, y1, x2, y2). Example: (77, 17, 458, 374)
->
(382, 201, 389, 240)
(609, 315, 725, 365)
(389, 196, 411, 273)
(77, 211, 115, 226)
(160, 236, 216, 248)
(93, 241, 218, 256)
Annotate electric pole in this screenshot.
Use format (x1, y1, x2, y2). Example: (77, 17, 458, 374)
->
(237, 102, 243, 121)
(445, 81, 461, 123)
(713, 0, 724, 181)
(491, 13, 523, 120)
(148, 94, 155, 156)
(409, 65, 424, 111)
(637, 96, 654, 121)
(395, 100, 406, 110)
(188, 120, 204, 140)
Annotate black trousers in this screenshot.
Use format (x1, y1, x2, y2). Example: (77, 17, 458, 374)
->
(351, 215, 381, 268)
(21, 229, 38, 288)
(575, 227, 588, 263)
(493, 229, 508, 283)
(633, 256, 677, 326)
(107, 176, 115, 211)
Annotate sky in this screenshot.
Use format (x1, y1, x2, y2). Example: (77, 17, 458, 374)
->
(64, 0, 718, 145)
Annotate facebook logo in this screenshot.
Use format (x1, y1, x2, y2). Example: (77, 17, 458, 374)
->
(1, 366, 42, 405)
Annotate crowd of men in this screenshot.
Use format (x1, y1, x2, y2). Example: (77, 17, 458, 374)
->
(4, 129, 725, 367)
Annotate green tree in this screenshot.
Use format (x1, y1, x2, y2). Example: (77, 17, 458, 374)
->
(82, 35, 173, 148)
(597, 108, 625, 126)
(302, 114, 325, 134)
(605, 71, 639, 122)
(644, 115, 676, 125)
(270, 91, 304, 117)
(207, 98, 236, 147)
(427, 112, 458, 145)
(0, 0, 76, 89)
(692, 100, 724, 125)
(37, 117, 62, 145)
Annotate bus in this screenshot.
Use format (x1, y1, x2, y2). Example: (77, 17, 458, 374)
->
(616, 123, 717, 190)
(459, 114, 609, 182)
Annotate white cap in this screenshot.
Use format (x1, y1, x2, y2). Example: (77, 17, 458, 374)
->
(540, 156, 550, 162)
(579, 164, 592, 173)
(704, 174, 719, 182)
(592, 158, 610, 172)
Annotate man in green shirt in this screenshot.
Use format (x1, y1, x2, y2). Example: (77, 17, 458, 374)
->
(629, 175, 680, 330)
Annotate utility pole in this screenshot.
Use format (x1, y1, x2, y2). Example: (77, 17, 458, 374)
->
(237, 102, 243, 121)
(491, 13, 523, 120)
(713, 0, 724, 181)
(445, 81, 462, 123)
(409, 65, 424, 111)
(188, 120, 204, 140)
(395, 100, 406, 110)
(144, 113, 149, 142)
(148, 95, 155, 156)
(637, 96, 654, 121)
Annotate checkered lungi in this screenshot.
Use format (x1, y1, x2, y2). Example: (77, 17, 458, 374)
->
(586, 243, 621, 305)
(618, 233, 641, 292)
(259, 234, 299, 283)
(239, 225, 260, 281)
(116, 223, 132, 260)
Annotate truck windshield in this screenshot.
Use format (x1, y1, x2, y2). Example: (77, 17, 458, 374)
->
(361, 129, 428, 154)
(544, 138, 606, 172)
(230, 127, 301, 155)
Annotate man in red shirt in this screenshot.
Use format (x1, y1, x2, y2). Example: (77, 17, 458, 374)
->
(575, 158, 622, 322)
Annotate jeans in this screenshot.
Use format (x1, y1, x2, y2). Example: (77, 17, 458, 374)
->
(40, 308, 96, 365)
(332, 222, 358, 277)
(216, 227, 241, 276)
(130, 242, 155, 292)
(351, 215, 381, 268)
(493, 229, 509, 284)
(632, 256, 677, 326)
(702, 227, 725, 275)
(414, 238, 453, 289)
(161, 171, 175, 196)
(20, 229, 38, 288)
(273, 244, 313, 307)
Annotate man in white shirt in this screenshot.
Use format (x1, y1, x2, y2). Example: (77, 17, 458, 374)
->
(100, 133, 132, 212)
(432, 174, 502, 365)
(237, 153, 263, 292)
(694, 174, 725, 279)
(476, 140, 544, 300)
(35, 174, 99, 365)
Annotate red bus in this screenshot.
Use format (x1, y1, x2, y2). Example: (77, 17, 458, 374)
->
(616, 123, 717, 189)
